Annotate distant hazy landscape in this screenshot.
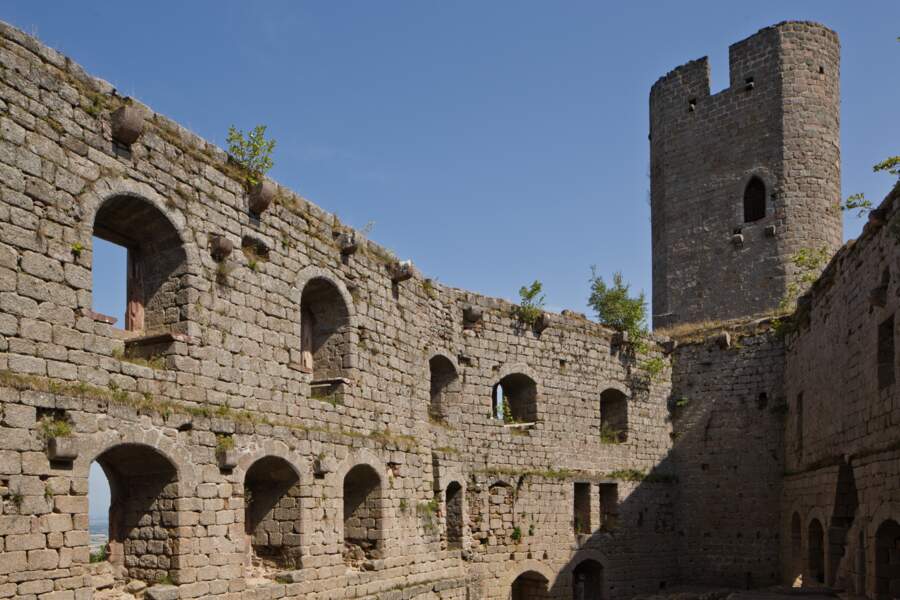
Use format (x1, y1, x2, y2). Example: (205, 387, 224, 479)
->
(89, 518, 108, 552)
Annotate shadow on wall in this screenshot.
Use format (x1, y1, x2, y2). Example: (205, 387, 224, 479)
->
(501, 334, 789, 600)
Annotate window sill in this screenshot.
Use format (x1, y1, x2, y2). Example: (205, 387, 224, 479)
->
(502, 421, 536, 430)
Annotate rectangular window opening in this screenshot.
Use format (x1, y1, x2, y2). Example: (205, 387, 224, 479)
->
(574, 482, 591, 534)
(599, 483, 618, 531)
(91, 236, 129, 329)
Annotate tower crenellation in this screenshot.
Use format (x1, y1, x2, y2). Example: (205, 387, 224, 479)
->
(650, 21, 842, 329)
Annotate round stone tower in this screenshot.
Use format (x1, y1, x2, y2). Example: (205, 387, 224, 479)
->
(649, 22, 842, 329)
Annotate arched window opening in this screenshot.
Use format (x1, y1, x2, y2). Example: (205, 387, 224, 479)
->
(790, 512, 802, 583)
(429, 355, 459, 421)
(876, 520, 900, 600)
(491, 374, 537, 423)
(91, 444, 178, 584)
(600, 388, 628, 443)
(573, 559, 605, 600)
(808, 518, 825, 584)
(743, 176, 767, 223)
(511, 571, 550, 600)
(92, 196, 186, 333)
(300, 278, 351, 381)
(445, 481, 463, 549)
(244, 457, 302, 571)
(343, 464, 382, 566)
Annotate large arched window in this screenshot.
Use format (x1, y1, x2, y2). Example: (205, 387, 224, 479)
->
(244, 457, 303, 570)
(743, 176, 767, 223)
(90, 444, 178, 583)
(573, 559, 605, 600)
(299, 278, 351, 381)
(511, 571, 549, 600)
(492, 374, 538, 423)
(808, 518, 825, 584)
(429, 355, 459, 421)
(343, 464, 382, 566)
(876, 520, 900, 600)
(92, 195, 186, 333)
(600, 388, 628, 443)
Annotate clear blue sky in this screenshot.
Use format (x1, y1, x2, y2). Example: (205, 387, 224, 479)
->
(5, 2, 898, 517)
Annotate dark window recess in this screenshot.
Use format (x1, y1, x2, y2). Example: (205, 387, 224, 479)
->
(600, 389, 628, 442)
(429, 356, 459, 421)
(491, 374, 538, 423)
(574, 483, 591, 534)
(445, 482, 463, 548)
(599, 483, 618, 531)
(743, 177, 766, 222)
(796, 393, 804, 454)
(878, 315, 895, 390)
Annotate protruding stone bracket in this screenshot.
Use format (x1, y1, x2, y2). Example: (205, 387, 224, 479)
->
(611, 330, 629, 347)
(337, 231, 359, 255)
(248, 180, 276, 215)
(388, 260, 416, 283)
(216, 448, 239, 471)
(209, 235, 233, 262)
(111, 103, 146, 146)
(313, 455, 337, 477)
(462, 304, 483, 327)
(47, 437, 78, 462)
(534, 312, 552, 333)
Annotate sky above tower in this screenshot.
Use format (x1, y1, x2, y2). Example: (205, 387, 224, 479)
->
(4, 1, 899, 321)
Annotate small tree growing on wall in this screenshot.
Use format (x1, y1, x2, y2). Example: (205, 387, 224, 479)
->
(588, 268, 647, 342)
(512, 280, 545, 325)
(226, 124, 276, 187)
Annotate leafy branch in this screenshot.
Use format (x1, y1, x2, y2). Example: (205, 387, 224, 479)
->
(226, 125, 276, 187)
(840, 151, 900, 218)
(588, 268, 648, 348)
(775, 246, 830, 319)
(511, 280, 545, 325)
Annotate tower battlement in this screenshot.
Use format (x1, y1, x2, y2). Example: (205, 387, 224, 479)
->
(650, 21, 842, 328)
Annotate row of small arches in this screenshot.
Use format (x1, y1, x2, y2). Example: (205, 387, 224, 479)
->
(789, 512, 900, 598)
(89, 442, 466, 581)
(430, 354, 629, 438)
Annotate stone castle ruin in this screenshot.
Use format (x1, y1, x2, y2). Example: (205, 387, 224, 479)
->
(0, 17, 896, 600)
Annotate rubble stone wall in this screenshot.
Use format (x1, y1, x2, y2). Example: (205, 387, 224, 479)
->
(782, 185, 900, 598)
(649, 21, 842, 328)
(0, 19, 678, 600)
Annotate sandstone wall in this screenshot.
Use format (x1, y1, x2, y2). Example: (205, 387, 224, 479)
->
(670, 326, 785, 587)
(0, 19, 678, 600)
(649, 21, 842, 328)
(782, 185, 900, 598)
